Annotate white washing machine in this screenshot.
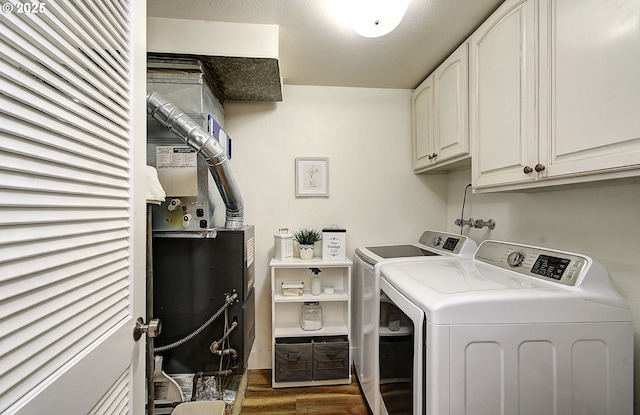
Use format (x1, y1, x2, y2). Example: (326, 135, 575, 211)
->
(353, 230, 477, 415)
(378, 240, 633, 415)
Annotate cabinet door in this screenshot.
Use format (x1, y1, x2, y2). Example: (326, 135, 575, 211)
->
(434, 42, 469, 164)
(538, 0, 640, 179)
(412, 75, 435, 171)
(470, 0, 537, 189)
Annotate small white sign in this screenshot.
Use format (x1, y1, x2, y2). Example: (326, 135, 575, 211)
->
(322, 228, 346, 260)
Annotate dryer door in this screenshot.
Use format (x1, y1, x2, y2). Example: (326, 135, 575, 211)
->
(353, 254, 380, 414)
(379, 277, 425, 415)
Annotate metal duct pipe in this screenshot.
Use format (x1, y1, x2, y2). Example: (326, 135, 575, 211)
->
(146, 91, 244, 229)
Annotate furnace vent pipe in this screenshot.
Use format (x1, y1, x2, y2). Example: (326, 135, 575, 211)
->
(147, 91, 243, 229)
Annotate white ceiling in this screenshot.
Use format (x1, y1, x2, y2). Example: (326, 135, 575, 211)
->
(146, 0, 504, 90)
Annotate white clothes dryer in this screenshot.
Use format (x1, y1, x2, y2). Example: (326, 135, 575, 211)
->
(353, 230, 477, 414)
(378, 240, 633, 415)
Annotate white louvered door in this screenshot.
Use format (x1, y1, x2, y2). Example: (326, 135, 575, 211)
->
(0, 1, 146, 414)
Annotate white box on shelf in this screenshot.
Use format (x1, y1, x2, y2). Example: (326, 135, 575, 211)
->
(274, 228, 294, 260)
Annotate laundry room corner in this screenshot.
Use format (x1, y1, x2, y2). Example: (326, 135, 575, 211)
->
(224, 85, 450, 370)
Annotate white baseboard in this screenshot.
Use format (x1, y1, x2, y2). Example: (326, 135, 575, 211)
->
(247, 349, 272, 370)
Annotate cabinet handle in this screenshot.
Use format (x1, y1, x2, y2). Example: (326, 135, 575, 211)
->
(523, 166, 534, 174)
(534, 164, 546, 172)
(428, 153, 438, 160)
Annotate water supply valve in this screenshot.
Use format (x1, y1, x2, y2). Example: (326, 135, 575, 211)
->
(455, 218, 496, 230)
(474, 219, 496, 230)
(455, 218, 475, 228)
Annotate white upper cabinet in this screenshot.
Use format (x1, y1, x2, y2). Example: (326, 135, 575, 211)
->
(412, 75, 435, 171)
(434, 42, 470, 166)
(470, 0, 537, 189)
(413, 42, 469, 172)
(538, 0, 640, 180)
(471, 0, 640, 192)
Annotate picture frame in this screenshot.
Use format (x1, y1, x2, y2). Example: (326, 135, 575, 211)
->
(295, 157, 329, 197)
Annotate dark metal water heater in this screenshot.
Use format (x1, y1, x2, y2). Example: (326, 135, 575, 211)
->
(152, 228, 255, 374)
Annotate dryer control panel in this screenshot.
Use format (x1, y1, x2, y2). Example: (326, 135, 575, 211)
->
(475, 241, 590, 286)
(417, 230, 476, 255)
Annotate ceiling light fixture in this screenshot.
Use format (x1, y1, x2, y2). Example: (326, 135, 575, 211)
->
(351, 0, 409, 38)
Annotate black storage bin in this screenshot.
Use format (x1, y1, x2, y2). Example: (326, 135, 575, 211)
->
(312, 336, 349, 381)
(275, 337, 313, 382)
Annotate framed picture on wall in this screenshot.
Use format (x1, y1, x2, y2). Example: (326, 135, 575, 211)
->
(295, 157, 329, 197)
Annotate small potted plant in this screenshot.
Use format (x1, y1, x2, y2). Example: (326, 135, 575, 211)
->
(293, 228, 322, 260)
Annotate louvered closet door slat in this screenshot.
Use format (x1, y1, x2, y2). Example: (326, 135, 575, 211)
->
(1, 257, 129, 306)
(68, 1, 129, 61)
(0, 188, 129, 209)
(0, 142, 129, 188)
(1, 253, 129, 311)
(3, 8, 130, 108)
(25, 2, 130, 95)
(99, 0, 130, 36)
(0, 56, 129, 143)
(81, 0, 130, 54)
(0, 208, 129, 227)
(0, 27, 128, 126)
(55, 0, 131, 87)
(91, 372, 129, 415)
(0, 273, 129, 355)
(0, 6, 129, 120)
(0, 96, 130, 164)
(2, 9, 129, 110)
(0, 219, 129, 246)
(0, 227, 129, 265)
(0, 278, 128, 410)
(0, 0, 138, 412)
(0, 139, 128, 186)
(0, 238, 129, 284)
(0, 166, 128, 197)
(0, 291, 129, 396)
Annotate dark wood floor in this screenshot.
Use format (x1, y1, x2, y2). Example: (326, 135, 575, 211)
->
(238, 370, 372, 415)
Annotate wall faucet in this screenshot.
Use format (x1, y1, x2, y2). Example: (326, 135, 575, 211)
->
(455, 218, 475, 228)
(474, 219, 496, 230)
(455, 218, 496, 230)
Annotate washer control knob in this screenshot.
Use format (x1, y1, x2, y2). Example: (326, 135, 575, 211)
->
(507, 251, 526, 267)
(432, 236, 443, 246)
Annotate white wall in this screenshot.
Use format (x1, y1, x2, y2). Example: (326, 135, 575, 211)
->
(147, 17, 278, 58)
(224, 85, 449, 368)
(446, 168, 640, 412)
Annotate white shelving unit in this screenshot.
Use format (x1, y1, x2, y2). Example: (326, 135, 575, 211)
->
(270, 257, 352, 388)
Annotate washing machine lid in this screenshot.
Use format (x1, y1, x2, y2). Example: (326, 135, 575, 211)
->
(355, 230, 477, 265)
(380, 241, 631, 325)
(366, 244, 440, 259)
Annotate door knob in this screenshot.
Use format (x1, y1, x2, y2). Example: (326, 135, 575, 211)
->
(133, 317, 161, 341)
(523, 166, 533, 174)
(534, 164, 546, 172)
